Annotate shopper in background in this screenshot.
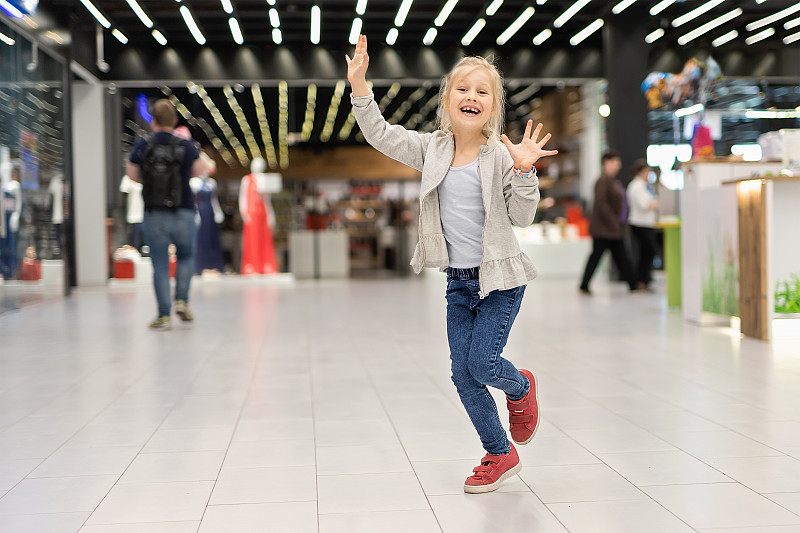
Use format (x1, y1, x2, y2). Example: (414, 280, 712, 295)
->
(127, 99, 209, 330)
(627, 159, 659, 291)
(579, 150, 637, 295)
(347, 35, 558, 493)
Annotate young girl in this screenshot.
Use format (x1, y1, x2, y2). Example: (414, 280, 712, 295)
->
(346, 35, 557, 494)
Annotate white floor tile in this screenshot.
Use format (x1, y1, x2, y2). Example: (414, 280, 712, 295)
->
(222, 439, 316, 468)
(199, 502, 318, 533)
(86, 481, 213, 525)
(317, 443, 413, 475)
(518, 463, 647, 503)
(118, 451, 225, 483)
(210, 466, 317, 504)
(0, 458, 41, 491)
(0, 512, 89, 533)
(704, 456, 800, 493)
(658, 430, 787, 459)
(429, 492, 568, 533)
(765, 492, 800, 516)
(30, 447, 139, 479)
(80, 522, 200, 533)
(597, 450, 733, 486)
(319, 509, 441, 533)
(547, 499, 696, 533)
(643, 483, 800, 529)
(317, 472, 429, 514)
(142, 427, 234, 453)
(0, 476, 118, 514)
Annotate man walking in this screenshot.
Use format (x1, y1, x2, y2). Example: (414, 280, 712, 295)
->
(127, 99, 209, 329)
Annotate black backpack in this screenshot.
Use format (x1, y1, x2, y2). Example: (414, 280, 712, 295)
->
(140, 134, 186, 210)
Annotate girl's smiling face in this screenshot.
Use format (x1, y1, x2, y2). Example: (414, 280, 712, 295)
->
(444, 66, 495, 136)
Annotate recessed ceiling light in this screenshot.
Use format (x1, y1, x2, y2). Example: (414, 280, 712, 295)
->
(461, 18, 486, 45)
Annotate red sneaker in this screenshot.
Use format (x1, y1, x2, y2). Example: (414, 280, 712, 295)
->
(464, 443, 521, 494)
(507, 369, 539, 445)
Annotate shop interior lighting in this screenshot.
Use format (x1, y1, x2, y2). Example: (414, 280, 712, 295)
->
(389, 85, 427, 124)
(197, 85, 249, 165)
(0, 0, 23, 18)
(674, 103, 704, 117)
(650, 0, 676, 16)
(112, 28, 128, 43)
(272, 28, 282, 44)
(0, 31, 16, 45)
(300, 84, 317, 142)
(423, 27, 438, 45)
(356, 0, 368, 16)
(229, 17, 243, 44)
(570, 18, 603, 45)
(645, 28, 664, 43)
(745, 109, 800, 118)
(677, 8, 742, 45)
(435, 0, 459, 26)
(405, 92, 439, 130)
(125, 0, 153, 28)
(612, 0, 636, 15)
(23, 15, 37, 28)
(598, 104, 610, 117)
(349, 18, 362, 45)
(509, 83, 539, 105)
(496, 6, 535, 45)
(387, 27, 399, 45)
(251, 84, 278, 167)
(278, 81, 289, 168)
(731, 144, 762, 161)
(486, 0, 503, 16)
(221, 0, 233, 15)
(785, 30, 800, 43)
(745, 27, 775, 44)
(79, 0, 111, 28)
(338, 108, 357, 140)
(712, 29, 737, 46)
(786, 16, 800, 29)
(269, 8, 280, 28)
(461, 18, 486, 45)
(747, 2, 800, 31)
(224, 85, 261, 159)
(163, 91, 237, 167)
(180, 5, 206, 45)
(378, 83, 402, 112)
(532, 28, 551, 44)
(320, 80, 346, 142)
(311, 5, 321, 44)
(553, 0, 591, 28)
(671, 0, 725, 27)
(267, 0, 275, 5)
(152, 29, 168, 45)
(394, 0, 414, 27)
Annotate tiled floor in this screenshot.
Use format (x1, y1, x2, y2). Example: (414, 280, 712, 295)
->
(1, 273, 800, 533)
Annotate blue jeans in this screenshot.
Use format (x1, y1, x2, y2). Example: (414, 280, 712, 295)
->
(143, 209, 196, 317)
(445, 267, 529, 456)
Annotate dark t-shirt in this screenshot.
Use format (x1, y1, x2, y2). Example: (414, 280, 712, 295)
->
(129, 131, 200, 211)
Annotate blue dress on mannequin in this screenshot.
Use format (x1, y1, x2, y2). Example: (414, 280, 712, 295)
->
(193, 178, 225, 274)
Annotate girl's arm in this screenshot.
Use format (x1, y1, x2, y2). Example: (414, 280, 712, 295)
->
(501, 121, 557, 226)
(347, 34, 430, 171)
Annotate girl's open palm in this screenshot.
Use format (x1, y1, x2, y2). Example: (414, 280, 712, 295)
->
(501, 121, 558, 171)
(345, 34, 369, 92)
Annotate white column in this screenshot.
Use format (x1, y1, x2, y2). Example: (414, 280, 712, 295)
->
(579, 81, 603, 209)
(71, 82, 108, 285)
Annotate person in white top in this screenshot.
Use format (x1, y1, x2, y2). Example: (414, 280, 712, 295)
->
(119, 175, 145, 249)
(626, 159, 659, 291)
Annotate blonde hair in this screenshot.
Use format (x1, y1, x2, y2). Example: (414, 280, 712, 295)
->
(437, 56, 505, 140)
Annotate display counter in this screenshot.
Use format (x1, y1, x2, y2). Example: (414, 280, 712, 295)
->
(514, 225, 592, 278)
(289, 230, 349, 279)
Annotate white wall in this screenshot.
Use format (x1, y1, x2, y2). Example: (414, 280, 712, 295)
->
(71, 82, 108, 285)
(579, 81, 603, 209)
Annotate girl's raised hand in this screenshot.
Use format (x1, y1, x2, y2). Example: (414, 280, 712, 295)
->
(500, 120, 558, 172)
(345, 34, 370, 97)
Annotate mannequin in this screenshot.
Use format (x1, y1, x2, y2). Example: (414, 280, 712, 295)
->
(1, 166, 22, 280)
(190, 152, 225, 274)
(49, 173, 64, 255)
(119, 174, 144, 250)
(239, 157, 278, 275)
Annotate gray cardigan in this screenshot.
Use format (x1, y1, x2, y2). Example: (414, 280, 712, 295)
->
(351, 92, 540, 298)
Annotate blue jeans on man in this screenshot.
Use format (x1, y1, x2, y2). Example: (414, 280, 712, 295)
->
(143, 208, 196, 317)
(445, 267, 529, 456)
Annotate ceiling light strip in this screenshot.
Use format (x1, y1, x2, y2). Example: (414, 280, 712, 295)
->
(677, 7, 742, 45)
(311, 5, 321, 44)
(387, 27, 399, 44)
(349, 18, 362, 45)
(0, 0, 23, 18)
(112, 28, 128, 44)
(356, 0, 368, 16)
(486, 0, 503, 16)
(612, 0, 636, 15)
(152, 29, 167, 45)
(321, 80, 346, 142)
(786, 16, 800, 29)
(395, 0, 414, 27)
(125, 0, 153, 28)
(496, 6, 535, 45)
(78, 0, 111, 28)
(672, 0, 725, 27)
(712, 29, 737, 46)
(405, 92, 439, 130)
(745, 27, 775, 44)
(423, 27, 438, 45)
(224, 85, 261, 160)
(747, 2, 800, 31)
(196, 84, 249, 166)
(532, 28, 551, 45)
(180, 6, 206, 45)
(435, 0, 459, 26)
(553, 0, 592, 28)
(272, 28, 282, 44)
(278, 81, 289, 169)
(645, 28, 664, 43)
(650, 0, 676, 16)
(784, 30, 800, 43)
(165, 91, 236, 167)
(378, 83, 402, 112)
(301, 84, 317, 142)
(221, 0, 233, 15)
(461, 18, 486, 45)
(570, 18, 603, 45)
(269, 8, 280, 27)
(229, 17, 243, 44)
(389, 86, 427, 125)
(252, 84, 278, 168)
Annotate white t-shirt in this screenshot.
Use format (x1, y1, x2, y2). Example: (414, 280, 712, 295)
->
(119, 175, 144, 224)
(49, 177, 64, 224)
(626, 178, 657, 228)
(437, 156, 485, 268)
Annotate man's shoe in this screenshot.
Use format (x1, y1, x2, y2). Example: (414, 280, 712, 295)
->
(579, 286, 592, 296)
(149, 316, 171, 330)
(507, 369, 539, 445)
(464, 443, 521, 494)
(175, 300, 194, 322)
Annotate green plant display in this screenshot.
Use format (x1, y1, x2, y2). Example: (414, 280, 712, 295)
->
(775, 274, 800, 314)
(702, 236, 738, 316)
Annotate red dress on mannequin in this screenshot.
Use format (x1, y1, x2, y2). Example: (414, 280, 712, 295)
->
(241, 174, 277, 274)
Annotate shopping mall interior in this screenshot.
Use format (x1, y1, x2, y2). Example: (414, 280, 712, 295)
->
(1, 1, 800, 531)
